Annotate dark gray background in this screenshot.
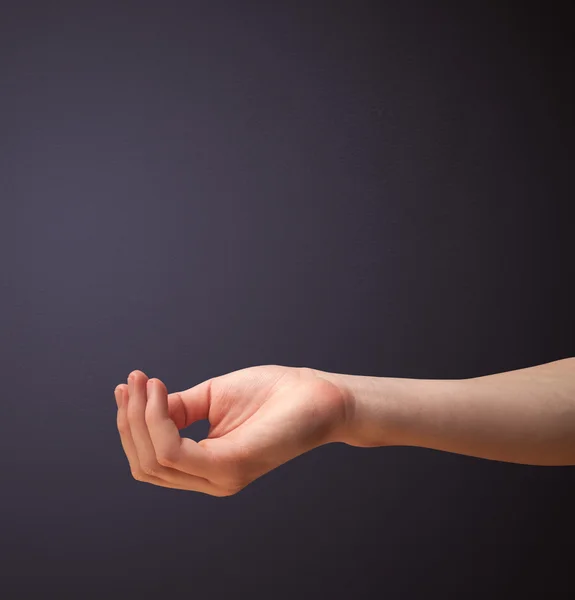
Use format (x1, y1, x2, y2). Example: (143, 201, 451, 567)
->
(1, 0, 573, 595)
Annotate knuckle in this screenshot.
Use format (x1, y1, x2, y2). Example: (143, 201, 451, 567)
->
(215, 484, 244, 498)
(299, 366, 318, 378)
(156, 452, 177, 467)
(116, 414, 130, 434)
(156, 456, 170, 467)
(131, 469, 146, 482)
(141, 462, 160, 477)
(117, 421, 130, 436)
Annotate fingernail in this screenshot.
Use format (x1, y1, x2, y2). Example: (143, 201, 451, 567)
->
(147, 379, 155, 393)
(115, 388, 123, 408)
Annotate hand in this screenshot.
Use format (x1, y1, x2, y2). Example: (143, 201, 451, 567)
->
(114, 365, 349, 496)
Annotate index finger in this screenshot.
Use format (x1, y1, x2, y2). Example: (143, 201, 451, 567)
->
(145, 379, 218, 481)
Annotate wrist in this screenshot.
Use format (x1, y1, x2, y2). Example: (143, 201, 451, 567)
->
(310, 368, 462, 448)
(329, 371, 400, 447)
(308, 368, 381, 446)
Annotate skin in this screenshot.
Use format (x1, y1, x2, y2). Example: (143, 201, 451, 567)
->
(115, 365, 348, 496)
(115, 357, 575, 496)
(316, 356, 575, 465)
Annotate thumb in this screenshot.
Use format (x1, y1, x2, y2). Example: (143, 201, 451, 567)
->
(167, 377, 212, 430)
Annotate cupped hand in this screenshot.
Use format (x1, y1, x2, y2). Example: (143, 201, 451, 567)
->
(114, 365, 349, 496)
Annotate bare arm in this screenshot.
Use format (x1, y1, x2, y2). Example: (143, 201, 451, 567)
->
(314, 357, 575, 466)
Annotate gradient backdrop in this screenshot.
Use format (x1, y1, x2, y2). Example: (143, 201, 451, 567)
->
(1, 0, 574, 595)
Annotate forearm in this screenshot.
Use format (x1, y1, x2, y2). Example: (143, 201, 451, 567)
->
(316, 357, 575, 466)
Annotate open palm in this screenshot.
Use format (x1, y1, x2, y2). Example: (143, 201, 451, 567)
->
(114, 365, 347, 496)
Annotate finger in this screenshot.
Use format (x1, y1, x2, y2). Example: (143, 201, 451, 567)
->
(146, 378, 216, 480)
(166, 393, 187, 430)
(126, 371, 225, 495)
(166, 377, 213, 429)
(116, 384, 143, 472)
(115, 384, 189, 490)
